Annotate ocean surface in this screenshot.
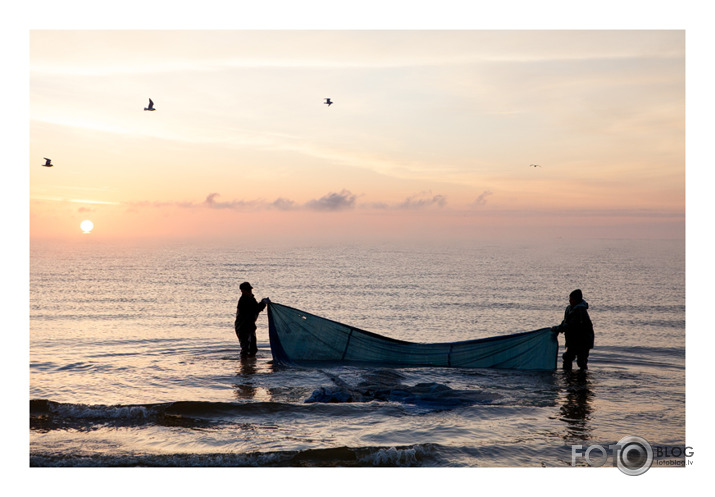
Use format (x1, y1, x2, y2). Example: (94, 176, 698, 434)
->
(29, 237, 685, 471)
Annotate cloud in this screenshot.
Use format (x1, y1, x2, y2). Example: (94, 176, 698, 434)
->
(473, 191, 493, 206)
(126, 190, 358, 212)
(304, 189, 357, 212)
(351, 191, 450, 211)
(203, 193, 264, 210)
(203, 192, 236, 209)
(127, 189, 454, 213)
(396, 191, 447, 210)
(270, 198, 297, 211)
(203, 193, 222, 207)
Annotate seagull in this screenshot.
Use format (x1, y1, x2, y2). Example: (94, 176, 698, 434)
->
(530, 164, 541, 168)
(324, 98, 333, 107)
(42, 158, 53, 167)
(144, 98, 156, 111)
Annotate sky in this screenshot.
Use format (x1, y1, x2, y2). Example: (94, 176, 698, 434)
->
(28, 28, 685, 243)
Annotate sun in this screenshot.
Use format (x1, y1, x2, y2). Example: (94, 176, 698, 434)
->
(80, 220, 94, 234)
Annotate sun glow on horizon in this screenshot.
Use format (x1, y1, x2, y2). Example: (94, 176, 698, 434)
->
(80, 220, 94, 234)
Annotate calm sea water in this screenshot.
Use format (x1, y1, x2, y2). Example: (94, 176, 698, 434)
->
(29, 237, 685, 470)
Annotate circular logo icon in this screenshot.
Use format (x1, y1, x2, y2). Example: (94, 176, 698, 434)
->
(616, 436, 653, 476)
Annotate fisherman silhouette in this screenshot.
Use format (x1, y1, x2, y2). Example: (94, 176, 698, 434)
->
(234, 282, 269, 358)
(552, 289, 594, 371)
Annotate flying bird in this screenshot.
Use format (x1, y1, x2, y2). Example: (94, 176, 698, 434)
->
(144, 98, 156, 111)
(324, 98, 333, 107)
(530, 164, 541, 168)
(42, 158, 53, 167)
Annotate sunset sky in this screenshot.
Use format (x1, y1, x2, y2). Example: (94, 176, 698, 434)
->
(28, 29, 685, 242)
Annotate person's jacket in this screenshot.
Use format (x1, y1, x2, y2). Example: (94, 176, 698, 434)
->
(235, 295, 266, 332)
(556, 300, 594, 349)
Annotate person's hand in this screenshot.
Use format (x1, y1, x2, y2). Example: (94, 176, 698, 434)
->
(261, 297, 270, 304)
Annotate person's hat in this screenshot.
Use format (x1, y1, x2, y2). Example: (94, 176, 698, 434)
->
(240, 282, 253, 291)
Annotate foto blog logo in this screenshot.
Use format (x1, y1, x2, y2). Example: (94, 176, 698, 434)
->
(572, 436, 654, 476)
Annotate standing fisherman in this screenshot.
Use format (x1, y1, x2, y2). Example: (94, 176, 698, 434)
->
(552, 289, 594, 371)
(235, 282, 268, 357)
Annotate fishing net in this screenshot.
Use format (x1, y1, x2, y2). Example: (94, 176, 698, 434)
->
(268, 302, 557, 370)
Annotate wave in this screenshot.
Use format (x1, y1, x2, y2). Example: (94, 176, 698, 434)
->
(30, 398, 407, 432)
(30, 378, 508, 434)
(30, 443, 447, 467)
(29, 442, 594, 467)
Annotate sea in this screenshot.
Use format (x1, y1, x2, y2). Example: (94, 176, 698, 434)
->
(27, 237, 690, 489)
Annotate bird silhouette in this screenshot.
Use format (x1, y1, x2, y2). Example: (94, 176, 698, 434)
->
(324, 98, 333, 107)
(144, 98, 156, 111)
(42, 158, 53, 167)
(530, 164, 541, 168)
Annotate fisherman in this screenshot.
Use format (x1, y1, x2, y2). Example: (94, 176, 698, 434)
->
(552, 289, 594, 371)
(235, 282, 268, 357)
